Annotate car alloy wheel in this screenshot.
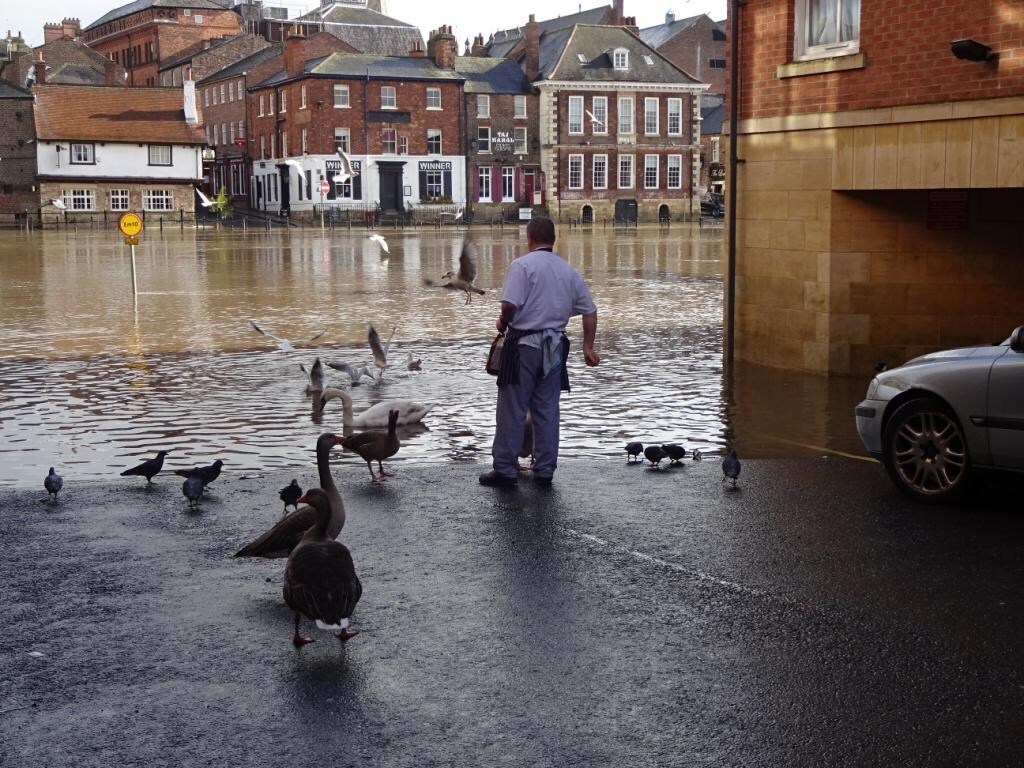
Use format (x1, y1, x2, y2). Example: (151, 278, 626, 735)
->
(882, 397, 970, 503)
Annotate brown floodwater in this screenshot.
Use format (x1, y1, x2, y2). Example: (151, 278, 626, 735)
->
(0, 224, 869, 486)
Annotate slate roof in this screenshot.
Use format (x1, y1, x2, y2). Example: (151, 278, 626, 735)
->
(2, 38, 128, 89)
(701, 103, 724, 134)
(0, 81, 32, 98)
(47, 63, 114, 85)
(85, 0, 232, 32)
(198, 44, 281, 84)
(296, 3, 423, 56)
(638, 14, 704, 49)
(453, 56, 531, 94)
(256, 53, 464, 87)
(538, 25, 703, 85)
(158, 36, 234, 71)
(487, 5, 610, 56)
(33, 85, 206, 144)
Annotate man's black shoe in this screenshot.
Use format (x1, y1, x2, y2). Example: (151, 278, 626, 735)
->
(533, 475, 553, 486)
(479, 470, 517, 487)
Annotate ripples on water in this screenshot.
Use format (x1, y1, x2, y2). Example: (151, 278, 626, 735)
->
(1, 226, 744, 485)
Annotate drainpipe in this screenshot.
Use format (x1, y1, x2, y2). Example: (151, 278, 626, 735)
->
(725, 0, 743, 370)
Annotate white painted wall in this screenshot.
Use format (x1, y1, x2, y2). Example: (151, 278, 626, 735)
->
(37, 142, 203, 180)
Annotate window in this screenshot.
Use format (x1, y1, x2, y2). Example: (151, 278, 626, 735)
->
(613, 48, 629, 69)
(143, 189, 173, 211)
(426, 87, 441, 109)
(334, 84, 350, 107)
(205, 126, 211, 144)
(618, 97, 634, 134)
(424, 170, 443, 198)
(593, 154, 607, 190)
(795, 0, 861, 60)
(380, 86, 396, 109)
(334, 127, 350, 153)
(568, 154, 583, 189)
(229, 123, 235, 143)
(270, 133, 275, 158)
(258, 95, 264, 116)
(477, 95, 490, 118)
(568, 96, 584, 134)
(427, 128, 442, 155)
(711, 137, 721, 163)
(301, 127, 307, 154)
(228, 81, 234, 101)
(502, 166, 515, 201)
(109, 189, 129, 211)
(618, 154, 634, 189)
(644, 98, 659, 135)
(514, 95, 527, 118)
(220, 84, 226, 104)
(70, 143, 95, 164)
(238, 120, 243, 142)
(214, 124, 220, 146)
(203, 88, 209, 107)
(591, 96, 608, 134)
(63, 189, 95, 210)
(399, 135, 408, 154)
(194, 14, 203, 24)
(281, 132, 288, 157)
(279, 90, 287, 113)
(300, 85, 307, 109)
(643, 54, 655, 66)
(577, 53, 588, 63)
(709, 59, 726, 68)
(260, 135, 266, 159)
(478, 166, 491, 201)
(382, 128, 397, 154)
(644, 155, 659, 189)
(237, 79, 244, 99)
(667, 98, 682, 136)
(477, 126, 490, 153)
(514, 127, 528, 154)
(667, 154, 682, 189)
(267, 92, 273, 115)
(211, 86, 218, 105)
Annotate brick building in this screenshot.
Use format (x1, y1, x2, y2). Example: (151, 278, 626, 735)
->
(727, 0, 1024, 374)
(158, 32, 270, 86)
(80, 1, 242, 86)
(248, 31, 466, 217)
(197, 32, 354, 205)
(293, 2, 424, 56)
(0, 81, 37, 215)
(639, 13, 727, 95)
(699, 93, 724, 197)
(484, 3, 620, 59)
(2, 37, 127, 88)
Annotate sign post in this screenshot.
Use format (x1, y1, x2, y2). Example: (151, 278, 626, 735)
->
(118, 212, 144, 297)
(319, 179, 331, 235)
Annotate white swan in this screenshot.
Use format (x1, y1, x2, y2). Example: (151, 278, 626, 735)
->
(319, 387, 432, 427)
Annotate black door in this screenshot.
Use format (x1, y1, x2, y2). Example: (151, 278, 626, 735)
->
(279, 166, 291, 215)
(614, 198, 638, 222)
(377, 161, 405, 213)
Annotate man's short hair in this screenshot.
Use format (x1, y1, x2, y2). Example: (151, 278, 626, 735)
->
(526, 217, 556, 246)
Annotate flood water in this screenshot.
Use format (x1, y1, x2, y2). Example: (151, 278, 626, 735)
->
(0, 224, 868, 486)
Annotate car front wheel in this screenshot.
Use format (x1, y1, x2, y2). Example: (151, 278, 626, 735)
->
(882, 397, 971, 503)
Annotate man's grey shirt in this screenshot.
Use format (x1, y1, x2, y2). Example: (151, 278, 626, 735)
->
(500, 248, 596, 347)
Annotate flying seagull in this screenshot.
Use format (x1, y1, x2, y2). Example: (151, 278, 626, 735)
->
(333, 148, 359, 184)
(585, 109, 605, 129)
(194, 187, 214, 208)
(722, 450, 741, 487)
(425, 241, 485, 304)
(250, 320, 326, 353)
(49, 198, 67, 210)
(44, 467, 63, 500)
(367, 324, 396, 378)
(326, 360, 373, 385)
(438, 206, 465, 222)
(367, 233, 390, 254)
(300, 357, 325, 393)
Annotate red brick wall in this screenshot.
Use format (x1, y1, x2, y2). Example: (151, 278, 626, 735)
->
(466, 92, 540, 196)
(654, 17, 727, 94)
(555, 89, 696, 145)
(733, 0, 1024, 120)
(0, 94, 38, 213)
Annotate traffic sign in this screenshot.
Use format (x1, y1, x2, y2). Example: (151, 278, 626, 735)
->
(319, 180, 331, 195)
(118, 212, 143, 237)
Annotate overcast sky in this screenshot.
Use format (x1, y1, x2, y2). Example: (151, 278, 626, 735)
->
(3, 0, 727, 49)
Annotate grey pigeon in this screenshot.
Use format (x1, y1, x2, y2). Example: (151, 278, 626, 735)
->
(661, 444, 687, 465)
(279, 479, 302, 513)
(625, 442, 644, 463)
(644, 445, 667, 469)
(121, 450, 170, 483)
(722, 450, 741, 487)
(174, 460, 224, 487)
(692, 449, 703, 462)
(182, 475, 204, 510)
(44, 467, 63, 500)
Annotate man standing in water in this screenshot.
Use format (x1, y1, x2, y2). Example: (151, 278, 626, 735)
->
(479, 217, 600, 487)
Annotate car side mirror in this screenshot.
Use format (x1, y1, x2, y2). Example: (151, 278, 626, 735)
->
(1011, 325, 1024, 353)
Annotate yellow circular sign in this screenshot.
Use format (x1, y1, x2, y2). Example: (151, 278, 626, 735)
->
(118, 212, 143, 237)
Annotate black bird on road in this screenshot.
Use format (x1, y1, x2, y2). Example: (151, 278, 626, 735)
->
(722, 450, 741, 487)
(644, 445, 667, 469)
(279, 479, 303, 513)
(625, 442, 644, 463)
(44, 467, 63, 500)
(182, 475, 204, 510)
(174, 460, 224, 487)
(121, 450, 170, 483)
(661, 444, 687, 465)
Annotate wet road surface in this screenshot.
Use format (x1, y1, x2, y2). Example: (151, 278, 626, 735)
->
(3, 458, 1024, 766)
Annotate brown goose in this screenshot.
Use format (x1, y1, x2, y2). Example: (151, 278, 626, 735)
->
(233, 434, 345, 558)
(283, 488, 362, 646)
(341, 409, 400, 484)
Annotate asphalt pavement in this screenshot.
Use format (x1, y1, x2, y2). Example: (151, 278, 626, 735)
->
(3, 456, 1024, 767)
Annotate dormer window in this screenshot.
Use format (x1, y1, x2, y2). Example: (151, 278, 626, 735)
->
(577, 53, 587, 63)
(612, 48, 629, 70)
(642, 54, 655, 66)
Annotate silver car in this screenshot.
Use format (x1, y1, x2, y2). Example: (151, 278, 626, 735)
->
(855, 326, 1024, 502)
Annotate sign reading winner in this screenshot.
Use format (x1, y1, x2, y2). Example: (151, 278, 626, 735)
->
(324, 159, 362, 200)
(418, 161, 453, 201)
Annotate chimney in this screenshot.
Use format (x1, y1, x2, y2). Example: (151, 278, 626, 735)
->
(283, 32, 307, 77)
(471, 33, 487, 57)
(409, 39, 426, 58)
(62, 17, 81, 39)
(33, 51, 46, 85)
(104, 57, 118, 85)
(524, 14, 540, 82)
(427, 24, 456, 69)
(43, 21, 62, 44)
(612, 0, 624, 25)
(666, 10, 675, 25)
(624, 16, 639, 35)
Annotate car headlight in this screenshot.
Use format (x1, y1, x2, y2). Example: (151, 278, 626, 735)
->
(865, 377, 880, 400)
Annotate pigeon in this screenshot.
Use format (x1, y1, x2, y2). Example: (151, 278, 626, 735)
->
(367, 324, 396, 378)
(120, 450, 170, 483)
(49, 198, 66, 210)
(662, 444, 687, 465)
(182, 474, 204, 510)
(406, 352, 422, 371)
(300, 357, 325, 393)
(326, 360, 373, 385)
(250, 320, 326, 353)
(279, 479, 303, 513)
(625, 442, 644, 463)
(722, 450, 741, 487)
(425, 241, 485, 304)
(368, 233, 390, 254)
(194, 187, 214, 208)
(44, 467, 63, 500)
(692, 449, 703, 462)
(174, 459, 223, 487)
(644, 445, 667, 469)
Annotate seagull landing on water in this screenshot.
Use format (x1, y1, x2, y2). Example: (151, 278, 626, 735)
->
(367, 324, 396, 379)
(367, 234, 390, 254)
(44, 467, 63, 500)
(722, 450, 741, 487)
(249, 320, 326, 353)
(326, 360, 373, 385)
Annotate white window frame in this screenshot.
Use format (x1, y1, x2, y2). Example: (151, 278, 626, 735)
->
(501, 166, 515, 201)
(592, 154, 608, 190)
(334, 84, 350, 108)
(258, 94, 264, 116)
(279, 90, 287, 113)
(380, 86, 396, 109)
(427, 128, 442, 155)
(213, 124, 220, 145)
(63, 189, 95, 211)
(237, 79, 244, 101)
(667, 154, 682, 189)
(794, 0, 861, 61)
(220, 84, 226, 104)
(514, 94, 527, 118)
(267, 92, 273, 115)
(301, 127, 307, 154)
(613, 48, 629, 70)
(300, 85, 307, 109)
(644, 97, 659, 136)
(667, 98, 682, 136)
(424, 170, 443, 199)
(381, 127, 397, 154)
(644, 154, 659, 190)
(477, 94, 490, 118)
(591, 96, 608, 135)
(618, 154, 634, 189)
(143, 189, 173, 211)
(270, 133, 275, 158)
(203, 88, 209, 107)
(109, 189, 129, 211)
(281, 132, 288, 157)
(334, 127, 350, 153)
(260, 135, 265, 159)
(478, 166, 491, 201)
(568, 154, 583, 190)
(514, 127, 528, 154)
(228, 81, 234, 101)
(477, 126, 491, 153)
(568, 96, 584, 135)
(399, 135, 408, 155)
(711, 137, 721, 164)
(211, 86, 217, 105)
(426, 87, 441, 110)
(618, 97, 634, 135)
(70, 143, 95, 164)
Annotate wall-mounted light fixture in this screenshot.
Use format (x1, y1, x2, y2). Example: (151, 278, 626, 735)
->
(951, 38, 996, 62)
